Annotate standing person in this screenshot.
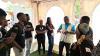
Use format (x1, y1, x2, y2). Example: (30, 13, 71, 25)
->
(35, 20, 46, 55)
(25, 14, 34, 56)
(76, 16, 94, 56)
(0, 19, 11, 56)
(57, 16, 75, 56)
(10, 12, 27, 56)
(46, 17, 54, 56)
(0, 8, 11, 56)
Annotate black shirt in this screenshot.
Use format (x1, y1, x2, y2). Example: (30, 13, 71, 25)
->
(46, 24, 54, 35)
(25, 22, 34, 39)
(6, 23, 25, 48)
(0, 27, 7, 43)
(35, 25, 46, 38)
(0, 27, 7, 38)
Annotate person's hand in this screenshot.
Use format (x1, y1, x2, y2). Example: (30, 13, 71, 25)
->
(0, 43, 6, 49)
(61, 30, 69, 34)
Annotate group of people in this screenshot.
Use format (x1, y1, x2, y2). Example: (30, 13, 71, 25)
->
(35, 16, 94, 56)
(0, 8, 94, 56)
(35, 17, 54, 56)
(0, 8, 34, 56)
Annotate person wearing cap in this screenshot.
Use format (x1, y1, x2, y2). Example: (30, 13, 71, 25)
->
(76, 16, 94, 56)
(35, 19, 46, 55)
(24, 14, 34, 56)
(57, 16, 75, 56)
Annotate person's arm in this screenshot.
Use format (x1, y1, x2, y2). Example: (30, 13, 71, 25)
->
(35, 25, 41, 34)
(5, 25, 23, 51)
(63, 25, 76, 34)
(36, 30, 46, 34)
(67, 25, 76, 34)
(57, 24, 62, 33)
(36, 26, 46, 34)
(35, 25, 43, 34)
(85, 27, 93, 41)
(26, 22, 34, 31)
(47, 24, 54, 31)
(76, 26, 81, 40)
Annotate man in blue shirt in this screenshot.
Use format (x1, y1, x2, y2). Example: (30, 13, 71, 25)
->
(57, 16, 75, 56)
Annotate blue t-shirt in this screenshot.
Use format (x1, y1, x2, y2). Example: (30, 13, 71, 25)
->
(58, 23, 75, 32)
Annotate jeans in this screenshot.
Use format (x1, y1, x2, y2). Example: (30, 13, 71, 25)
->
(59, 41, 70, 56)
(47, 34, 54, 56)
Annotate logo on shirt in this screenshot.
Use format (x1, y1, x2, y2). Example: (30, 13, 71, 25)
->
(40, 27, 43, 30)
(0, 31, 2, 38)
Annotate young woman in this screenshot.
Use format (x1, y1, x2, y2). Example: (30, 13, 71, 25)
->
(46, 17, 54, 56)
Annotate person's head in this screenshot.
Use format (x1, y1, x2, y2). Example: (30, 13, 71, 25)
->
(46, 17, 51, 24)
(25, 14, 30, 22)
(0, 8, 7, 25)
(17, 12, 27, 23)
(1, 19, 9, 27)
(79, 23, 89, 35)
(80, 16, 90, 24)
(39, 19, 43, 25)
(64, 16, 69, 24)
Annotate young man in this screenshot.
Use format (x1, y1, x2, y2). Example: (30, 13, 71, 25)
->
(57, 16, 75, 56)
(25, 14, 34, 56)
(0, 8, 10, 56)
(7, 12, 27, 56)
(35, 20, 46, 55)
(76, 16, 94, 56)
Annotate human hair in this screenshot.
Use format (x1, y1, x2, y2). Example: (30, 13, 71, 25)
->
(0, 8, 7, 17)
(64, 16, 69, 19)
(17, 12, 24, 19)
(46, 17, 51, 25)
(25, 14, 30, 20)
(80, 16, 90, 24)
(0, 8, 7, 25)
(64, 16, 69, 23)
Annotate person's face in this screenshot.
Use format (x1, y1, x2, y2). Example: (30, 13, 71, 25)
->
(19, 14, 27, 23)
(2, 20, 8, 26)
(39, 20, 43, 25)
(0, 16, 7, 26)
(26, 16, 30, 22)
(64, 18, 69, 24)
